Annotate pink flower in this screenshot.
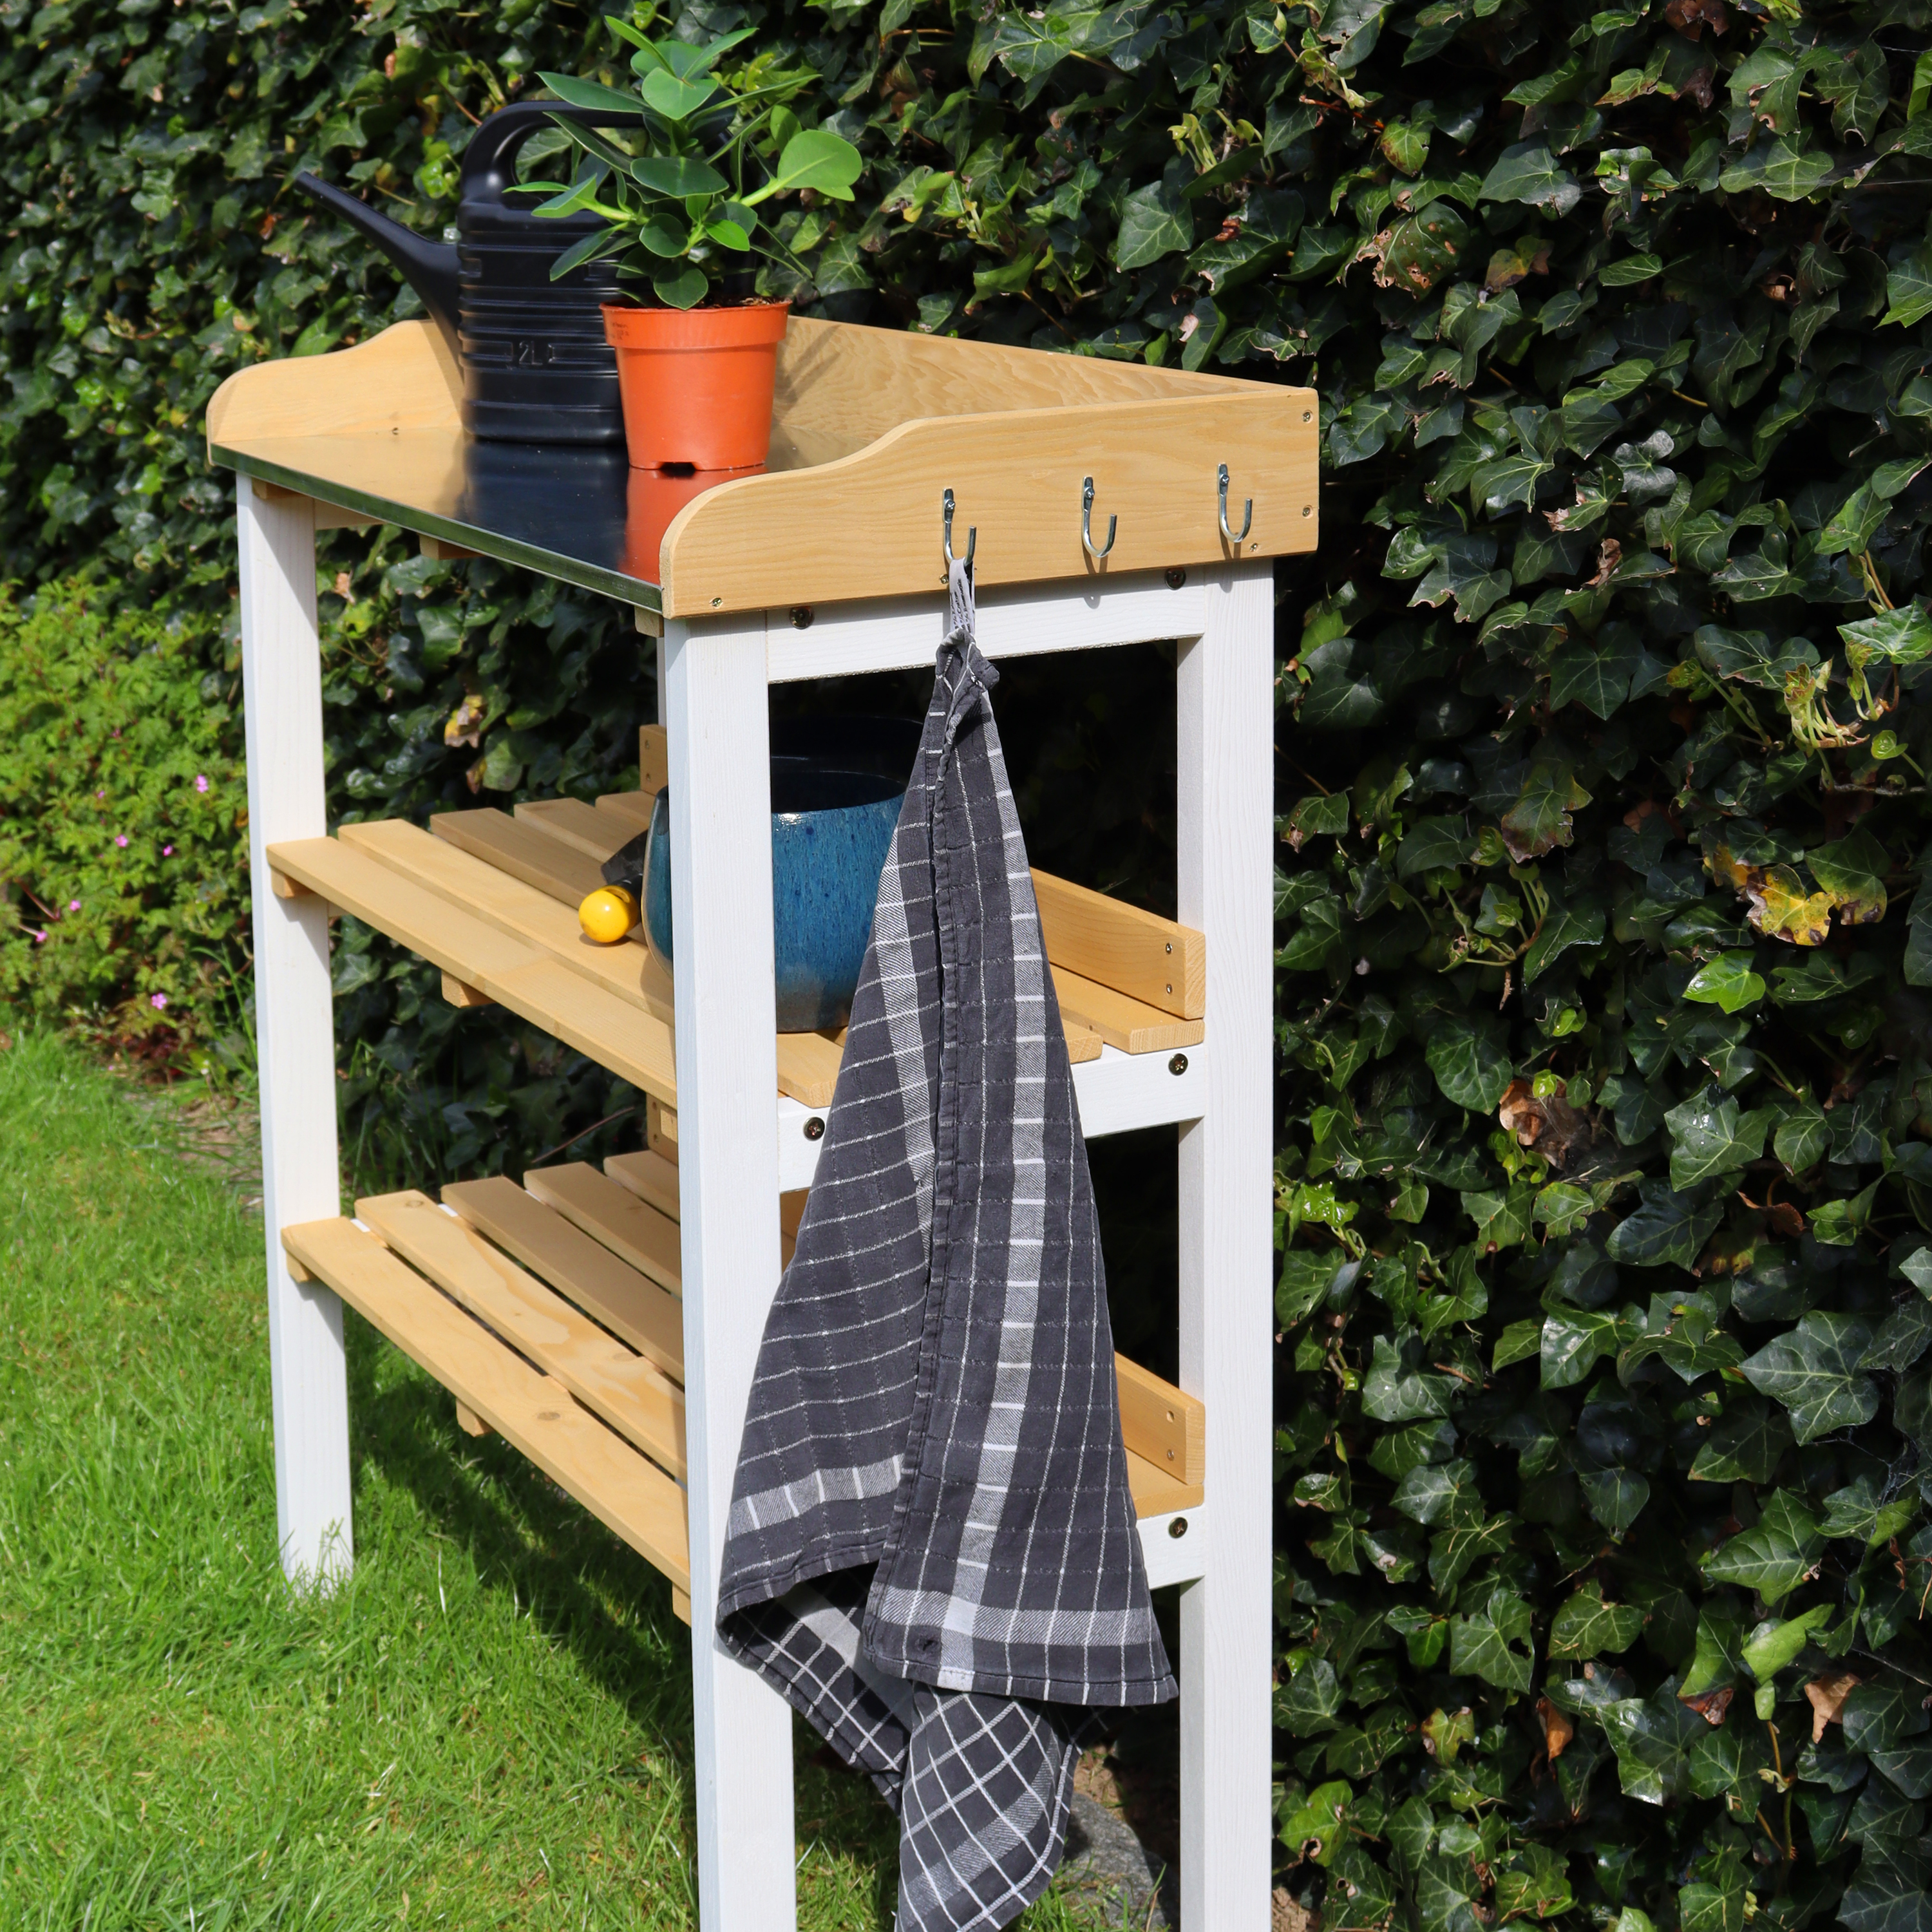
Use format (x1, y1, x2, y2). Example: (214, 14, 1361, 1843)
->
(115, 835, 129, 848)
(194, 775, 209, 793)
(150, 993, 168, 1011)
(162, 846, 173, 857)
(95, 790, 104, 800)
(31, 931, 46, 943)
(68, 900, 80, 912)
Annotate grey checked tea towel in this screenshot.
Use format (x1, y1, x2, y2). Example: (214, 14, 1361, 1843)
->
(717, 558, 1174, 1932)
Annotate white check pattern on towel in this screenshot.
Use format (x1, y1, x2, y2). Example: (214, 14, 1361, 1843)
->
(717, 560, 1173, 1932)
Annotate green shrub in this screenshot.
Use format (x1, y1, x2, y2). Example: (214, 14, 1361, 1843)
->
(0, 579, 245, 1056)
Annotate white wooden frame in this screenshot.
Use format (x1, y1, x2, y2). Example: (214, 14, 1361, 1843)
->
(241, 489, 1276, 1925)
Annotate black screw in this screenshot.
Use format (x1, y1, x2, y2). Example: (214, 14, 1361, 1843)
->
(790, 606, 815, 629)
(804, 1116, 825, 1141)
(1164, 567, 1186, 590)
(1168, 1053, 1189, 1076)
(1168, 1516, 1188, 1539)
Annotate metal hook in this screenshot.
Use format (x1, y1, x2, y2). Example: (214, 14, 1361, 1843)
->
(1081, 476, 1117, 562)
(1218, 462, 1253, 545)
(942, 488, 976, 569)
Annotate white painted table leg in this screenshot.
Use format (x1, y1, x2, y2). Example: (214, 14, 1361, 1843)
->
(1176, 561, 1276, 1927)
(237, 477, 352, 1591)
(664, 612, 797, 1932)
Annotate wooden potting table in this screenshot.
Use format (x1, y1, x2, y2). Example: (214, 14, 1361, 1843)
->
(207, 315, 1315, 1930)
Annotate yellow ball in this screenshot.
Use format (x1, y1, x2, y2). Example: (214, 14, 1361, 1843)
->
(579, 886, 638, 945)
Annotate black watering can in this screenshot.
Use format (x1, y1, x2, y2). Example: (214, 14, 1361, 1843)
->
(296, 101, 641, 446)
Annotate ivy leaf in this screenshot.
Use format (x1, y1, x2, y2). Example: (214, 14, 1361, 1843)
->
(1808, 829, 1889, 923)
(1689, 1394, 1794, 1484)
(1390, 1457, 1483, 1526)
(1680, 1608, 1747, 1697)
(1363, 1334, 1457, 1423)
(1448, 1587, 1535, 1691)
(1839, 602, 1932, 668)
(1665, 1085, 1773, 1187)
(1500, 760, 1591, 862)
(1601, 1689, 1705, 1803)
(1542, 1307, 1623, 1388)
(1839, 1850, 1932, 1932)
(1549, 1580, 1645, 1660)
(1682, 951, 1766, 1014)
(1479, 141, 1582, 216)
(1679, 1875, 1748, 1932)
(1605, 1179, 1722, 1271)
(1819, 1475, 1919, 1546)
(1425, 1012, 1513, 1111)
(1524, 898, 1604, 983)
(1113, 175, 1192, 268)
(1740, 1312, 1880, 1443)
(1883, 241, 1932, 328)
(1275, 1656, 1345, 1735)
(1701, 1490, 1827, 1604)
(1739, 1603, 1833, 1681)
(1844, 1678, 1932, 1754)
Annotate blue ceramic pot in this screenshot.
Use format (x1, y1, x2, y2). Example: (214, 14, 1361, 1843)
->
(642, 720, 919, 1033)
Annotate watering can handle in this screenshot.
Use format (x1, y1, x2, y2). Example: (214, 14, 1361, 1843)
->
(460, 99, 649, 212)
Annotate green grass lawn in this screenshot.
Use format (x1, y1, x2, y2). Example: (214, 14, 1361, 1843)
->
(0, 1028, 1118, 1929)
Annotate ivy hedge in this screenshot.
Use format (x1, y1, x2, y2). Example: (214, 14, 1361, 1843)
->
(9, 0, 1932, 1926)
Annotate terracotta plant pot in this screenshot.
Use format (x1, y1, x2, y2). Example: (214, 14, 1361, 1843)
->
(601, 300, 790, 471)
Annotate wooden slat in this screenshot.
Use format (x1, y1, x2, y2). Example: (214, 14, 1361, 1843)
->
(639, 725, 668, 799)
(1126, 1445, 1202, 1516)
(1065, 1024, 1103, 1065)
(265, 835, 679, 1104)
(596, 791, 656, 832)
(525, 1162, 684, 1296)
(208, 318, 460, 446)
(647, 1099, 678, 1162)
(356, 1190, 687, 1481)
(514, 796, 630, 863)
(1034, 871, 1204, 1021)
(440, 972, 493, 1009)
(1052, 963, 1204, 1055)
(442, 1175, 684, 1383)
(1115, 1355, 1205, 1487)
(430, 808, 607, 905)
(775, 1031, 842, 1109)
(605, 1148, 681, 1220)
(281, 1215, 690, 1595)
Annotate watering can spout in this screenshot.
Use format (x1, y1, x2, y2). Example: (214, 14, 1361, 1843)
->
(294, 173, 460, 349)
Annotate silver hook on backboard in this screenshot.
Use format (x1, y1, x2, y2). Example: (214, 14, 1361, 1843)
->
(942, 488, 976, 569)
(1218, 462, 1253, 545)
(1081, 477, 1117, 562)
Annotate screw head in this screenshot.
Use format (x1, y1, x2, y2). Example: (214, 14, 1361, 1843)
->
(711, 596, 723, 607)
(1164, 567, 1186, 590)
(804, 1116, 826, 1141)
(1168, 1516, 1189, 1540)
(1168, 1052, 1189, 1076)
(1302, 409, 1312, 422)
(790, 605, 815, 629)
(1301, 505, 1312, 518)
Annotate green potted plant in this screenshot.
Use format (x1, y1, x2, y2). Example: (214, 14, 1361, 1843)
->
(522, 12, 862, 473)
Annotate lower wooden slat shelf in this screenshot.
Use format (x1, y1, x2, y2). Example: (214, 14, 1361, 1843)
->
(281, 1153, 1207, 1623)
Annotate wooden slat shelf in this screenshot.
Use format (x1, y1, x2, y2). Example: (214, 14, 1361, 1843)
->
(283, 1153, 1205, 1624)
(265, 791, 1202, 1116)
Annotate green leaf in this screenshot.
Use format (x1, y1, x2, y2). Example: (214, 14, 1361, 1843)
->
(1774, 1095, 1830, 1173)
(538, 72, 652, 115)
(1601, 1688, 1705, 1803)
(1841, 1850, 1932, 1932)
(1500, 761, 1591, 862)
(638, 67, 722, 123)
(1390, 1457, 1482, 1526)
(1680, 1876, 1747, 1932)
(1605, 1179, 1721, 1272)
(630, 154, 730, 198)
(1841, 603, 1932, 668)
(1701, 1490, 1827, 1604)
(1478, 141, 1582, 216)
(759, 128, 864, 202)
(1542, 1307, 1623, 1389)
(651, 263, 709, 308)
(1719, 136, 1835, 201)
(1808, 828, 1889, 924)
(1289, 791, 1352, 844)
(1277, 1778, 1354, 1854)
(1425, 1013, 1513, 1112)
(1492, 1318, 1542, 1371)
(1682, 951, 1765, 1014)
(1739, 1603, 1832, 1680)
(1276, 1657, 1344, 1735)
(1679, 1608, 1746, 1697)
(1524, 899, 1604, 983)
(1740, 1312, 1880, 1443)
(1819, 1475, 1919, 1546)
(1549, 1580, 1645, 1660)
(1363, 1334, 1457, 1423)
(1884, 242, 1932, 328)
(1843, 1678, 1932, 1753)
(1113, 176, 1192, 269)
(1665, 1085, 1773, 1187)
(1689, 1395, 1794, 1484)
(1448, 1587, 1534, 1692)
